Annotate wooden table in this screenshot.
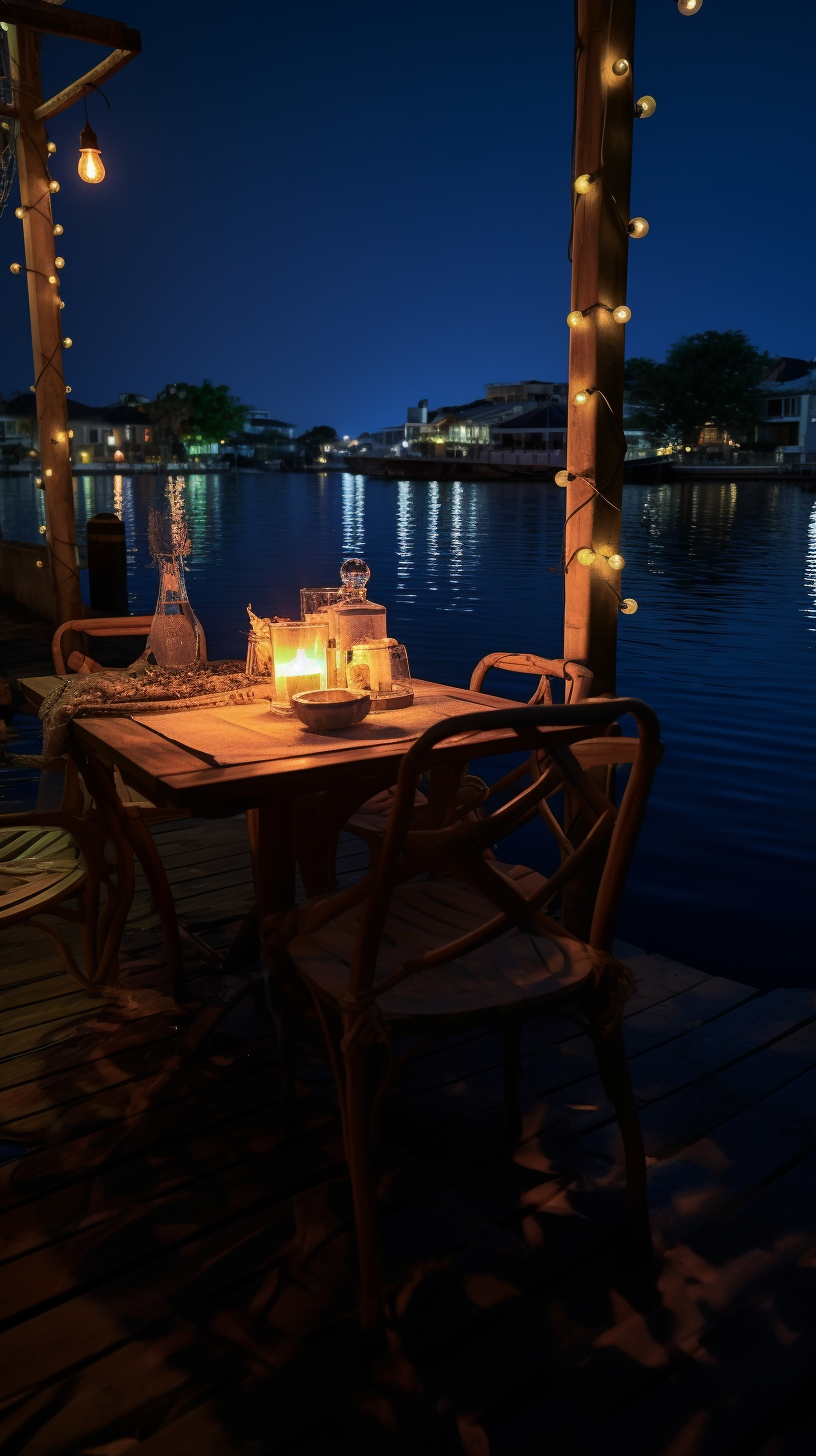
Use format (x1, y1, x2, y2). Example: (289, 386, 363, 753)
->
(21, 676, 521, 921)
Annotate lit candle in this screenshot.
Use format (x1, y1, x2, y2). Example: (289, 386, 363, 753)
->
(276, 646, 324, 702)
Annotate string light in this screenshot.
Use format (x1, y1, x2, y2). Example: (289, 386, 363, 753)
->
(44, 469, 53, 477)
(59, 300, 66, 310)
(606, 553, 625, 570)
(49, 180, 60, 194)
(574, 390, 590, 406)
(576, 548, 597, 566)
(54, 256, 65, 269)
(62, 337, 73, 347)
(78, 119, 105, 183)
(567, 311, 583, 328)
(555, 471, 573, 487)
(14, 206, 24, 219)
(9, 262, 20, 274)
(620, 599, 638, 614)
(568, 304, 631, 326)
(677, 0, 703, 13)
(612, 305, 631, 323)
(53, 224, 64, 236)
(47, 141, 57, 154)
(611, 59, 630, 76)
(574, 172, 597, 194)
(627, 217, 649, 238)
(47, 274, 58, 284)
(635, 95, 656, 118)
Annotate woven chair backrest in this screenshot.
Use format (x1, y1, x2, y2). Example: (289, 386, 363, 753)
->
(348, 699, 662, 998)
(469, 653, 593, 705)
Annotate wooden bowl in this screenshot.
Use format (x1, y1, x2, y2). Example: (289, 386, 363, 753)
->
(291, 688, 371, 732)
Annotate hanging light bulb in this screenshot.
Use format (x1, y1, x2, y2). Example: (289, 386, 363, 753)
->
(620, 598, 638, 614)
(574, 173, 596, 194)
(606, 553, 625, 570)
(44, 468, 53, 477)
(47, 274, 58, 284)
(49, 179, 59, 193)
(635, 95, 656, 118)
(574, 390, 590, 405)
(55, 432, 67, 443)
(59, 299, 66, 309)
(611, 58, 629, 76)
(78, 120, 105, 184)
(612, 305, 631, 323)
(567, 310, 583, 328)
(14, 205, 24, 219)
(53, 223, 64, 236)
(62, 337, 73, 348)
(627, 216, 649, 238)
(54, 256, 65, 269)
(555, 471, 572, 487)
(9, 262, 21, 274)
(677, 0, 703, 13)
(577, 548, 597, 567)
(46, 140, 57, 154)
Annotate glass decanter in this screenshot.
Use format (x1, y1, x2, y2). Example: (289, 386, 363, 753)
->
(148, 480, 201, 670)
(150, 554, 201, 669)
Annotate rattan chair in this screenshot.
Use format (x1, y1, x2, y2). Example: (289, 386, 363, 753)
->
(51, 616, 209, 1001)
(0, 803, 134, 993)
(263, 697, 663, 1333)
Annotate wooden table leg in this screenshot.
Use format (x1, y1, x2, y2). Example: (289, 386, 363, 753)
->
(251, 799, 297, 923)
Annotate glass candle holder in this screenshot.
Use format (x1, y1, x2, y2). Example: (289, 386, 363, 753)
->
(300, 586, 345, 620)
(271, 620, 329, 706)
(347, 638, 393, 693)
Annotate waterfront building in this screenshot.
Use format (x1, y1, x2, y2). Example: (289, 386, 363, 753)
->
(753, 356, 816, 465)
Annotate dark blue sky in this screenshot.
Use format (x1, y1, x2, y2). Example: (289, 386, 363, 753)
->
(2, 0, 813, 435)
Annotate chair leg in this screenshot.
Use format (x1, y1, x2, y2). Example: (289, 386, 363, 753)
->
(595, 1024, 651, 1251)
(343, 1032, 385, 1338)
(502, 1017, 523, 1146)
(127, 816, 186, 1002)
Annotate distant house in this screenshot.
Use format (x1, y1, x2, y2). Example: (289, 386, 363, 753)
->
(368, 383, 570, 456)
(0, 395, 38, 458)
(753, 356, 816, 464)
(243, 412, 296, 439)
(491, 403, 567, 452)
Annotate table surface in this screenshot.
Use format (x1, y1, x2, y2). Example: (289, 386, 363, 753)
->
(21, 675, 526, 817)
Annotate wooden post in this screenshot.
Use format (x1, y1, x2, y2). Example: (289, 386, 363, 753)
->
(9, 21, 83, 628)
(87, 512, 128, 615)
(564, 0, 636, 696)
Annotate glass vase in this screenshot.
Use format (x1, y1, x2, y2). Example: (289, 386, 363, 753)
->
(149, 556, 201, 670)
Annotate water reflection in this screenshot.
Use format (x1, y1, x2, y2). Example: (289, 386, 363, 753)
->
(0, 469, 812, 988)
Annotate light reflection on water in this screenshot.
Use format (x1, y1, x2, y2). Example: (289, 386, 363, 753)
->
(1, 470, 813, 989)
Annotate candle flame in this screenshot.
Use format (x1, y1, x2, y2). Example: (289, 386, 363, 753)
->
(279, 647, 322, 675)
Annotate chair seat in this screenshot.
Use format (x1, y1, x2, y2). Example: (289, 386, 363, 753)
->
(290, 863, 595, 1023)
(0, 825, 85, 923)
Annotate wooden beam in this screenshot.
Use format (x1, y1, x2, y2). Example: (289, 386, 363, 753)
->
(564, 0, 636, 695)
(34, 47, 138, 121)
(9, 22, 83, 628)
(0, 1, 140, 53)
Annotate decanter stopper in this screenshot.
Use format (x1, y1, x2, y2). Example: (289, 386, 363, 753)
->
(340, 557, 370, 600)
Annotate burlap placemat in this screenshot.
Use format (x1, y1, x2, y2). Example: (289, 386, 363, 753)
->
(132, 686, 494, 766)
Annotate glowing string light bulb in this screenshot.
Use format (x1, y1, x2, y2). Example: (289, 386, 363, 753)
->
(14, 205, 24, 219)
(9, 262, 20, 274)
(47, 274, 58, 284)
(59, 299, 66, 310)
(62, 337, 73, 348)
(574, 390, 590, 405)
(53, 224, 64, 236)
(577, 549, 596, 566)
(677, 0, 703, 14)
(612, 305, 631, 323)
(46, 140, 57, 154)
(627, 216, 649, 238)
(574, 173, 596, 194)
(620, 598, 638, 614)
(606, 553, 625, 571)
(54, 256, 65, 269)
(78, 121, 105, 184)
(567, 310, 583, 328)
(555, 471, 572, 487)
(49, 180, 59, 194)
(611, 58, 629, 76)
(635, 95, 656, 118)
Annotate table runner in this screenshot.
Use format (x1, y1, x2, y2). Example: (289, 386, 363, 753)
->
(132, 685, 495, 766)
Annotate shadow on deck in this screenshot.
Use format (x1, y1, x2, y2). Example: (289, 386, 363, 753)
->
(1, 817, 815, 1455)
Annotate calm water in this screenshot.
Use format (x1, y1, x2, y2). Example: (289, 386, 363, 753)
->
(2, 470, 814, 989)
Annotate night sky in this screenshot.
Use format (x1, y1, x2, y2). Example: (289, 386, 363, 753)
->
(1, 0, 813, 435)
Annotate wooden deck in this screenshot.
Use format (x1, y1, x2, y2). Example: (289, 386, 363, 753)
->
(1, 816, 815, 1455)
